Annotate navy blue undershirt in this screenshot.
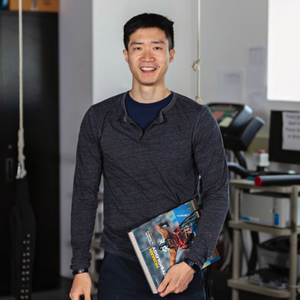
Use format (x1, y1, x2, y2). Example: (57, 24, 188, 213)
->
(125, 92, 173, 131)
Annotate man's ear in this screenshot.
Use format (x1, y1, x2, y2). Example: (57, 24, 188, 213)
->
(123, 49, 129, 63)
(169, 49, 175, 63)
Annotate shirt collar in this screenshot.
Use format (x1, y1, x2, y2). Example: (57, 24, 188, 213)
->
(121, 91, 177, 124)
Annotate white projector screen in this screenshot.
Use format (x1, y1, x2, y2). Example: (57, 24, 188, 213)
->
(267, 0, 300, 102)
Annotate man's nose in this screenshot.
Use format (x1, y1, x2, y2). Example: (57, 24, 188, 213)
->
(141, 49, 154, 61)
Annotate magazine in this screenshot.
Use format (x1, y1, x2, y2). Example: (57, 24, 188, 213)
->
(128, 199, 220, 294)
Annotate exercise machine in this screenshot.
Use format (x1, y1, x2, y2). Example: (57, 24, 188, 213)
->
(208, 102, 265, 276)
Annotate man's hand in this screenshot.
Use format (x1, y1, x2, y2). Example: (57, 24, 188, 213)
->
(157, 262, 195, 297)
(69, 273, 92, 300)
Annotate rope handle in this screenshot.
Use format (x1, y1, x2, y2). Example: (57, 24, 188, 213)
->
(16, 0, 27, 179)
(193, 0, 203, 104)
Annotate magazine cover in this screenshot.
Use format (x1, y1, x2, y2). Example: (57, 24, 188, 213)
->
(128, 199, 220, 294)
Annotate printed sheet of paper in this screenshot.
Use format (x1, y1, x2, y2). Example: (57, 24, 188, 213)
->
(246, 88, 266, 111)
(246, 46, 267, 112)
(246, 45, 267, 88)
(219, 68, 243, 101)
(282, 112, 300, 151)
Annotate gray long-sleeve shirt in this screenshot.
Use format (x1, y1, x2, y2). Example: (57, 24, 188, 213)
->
(71, 92, 229, 270)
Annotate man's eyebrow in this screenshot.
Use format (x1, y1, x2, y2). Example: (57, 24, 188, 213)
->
(129, 40, 167, 47)
(129, 41, 143, 46)
(152, 40, 166, 45)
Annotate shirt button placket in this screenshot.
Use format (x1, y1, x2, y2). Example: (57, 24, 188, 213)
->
(138, 131, 143, 143)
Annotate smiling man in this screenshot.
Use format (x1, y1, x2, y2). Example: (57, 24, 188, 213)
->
(69, 13, 229, 300)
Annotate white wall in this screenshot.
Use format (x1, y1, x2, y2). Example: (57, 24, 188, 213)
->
(200, 0, 300, 175)
(201, 0, 300, 138)
(59, 0, 93, 278)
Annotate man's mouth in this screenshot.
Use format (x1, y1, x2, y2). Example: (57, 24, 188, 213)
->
(140, 67, 156, 72)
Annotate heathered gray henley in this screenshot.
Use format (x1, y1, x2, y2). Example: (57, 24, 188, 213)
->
(71, 92, 229, 271)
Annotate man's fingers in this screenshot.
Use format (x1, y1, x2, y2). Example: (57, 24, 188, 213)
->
(157, 262, 195, 297)
(157, 280, 168, 293)
(79, 294, 92, 300)
(158, 277, 181, 297)
(157, 271, 172, 294)
(69, 293, 91, 300)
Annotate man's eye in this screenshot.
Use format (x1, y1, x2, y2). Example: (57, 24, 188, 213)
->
(154, 47, 162, 50)
(134, 47, 142, 51)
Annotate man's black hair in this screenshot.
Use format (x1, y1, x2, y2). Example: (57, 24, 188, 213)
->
(123, 13, 174, 51)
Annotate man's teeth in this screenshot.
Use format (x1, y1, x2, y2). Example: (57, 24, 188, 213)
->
(141, 67, 156, 71)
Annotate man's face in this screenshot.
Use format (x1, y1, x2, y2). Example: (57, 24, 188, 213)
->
(123, 28, 175, 88)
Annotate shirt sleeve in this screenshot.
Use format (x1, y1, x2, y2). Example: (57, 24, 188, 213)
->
(186, 105, 229, 268)
(70, 106, 102, 271)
